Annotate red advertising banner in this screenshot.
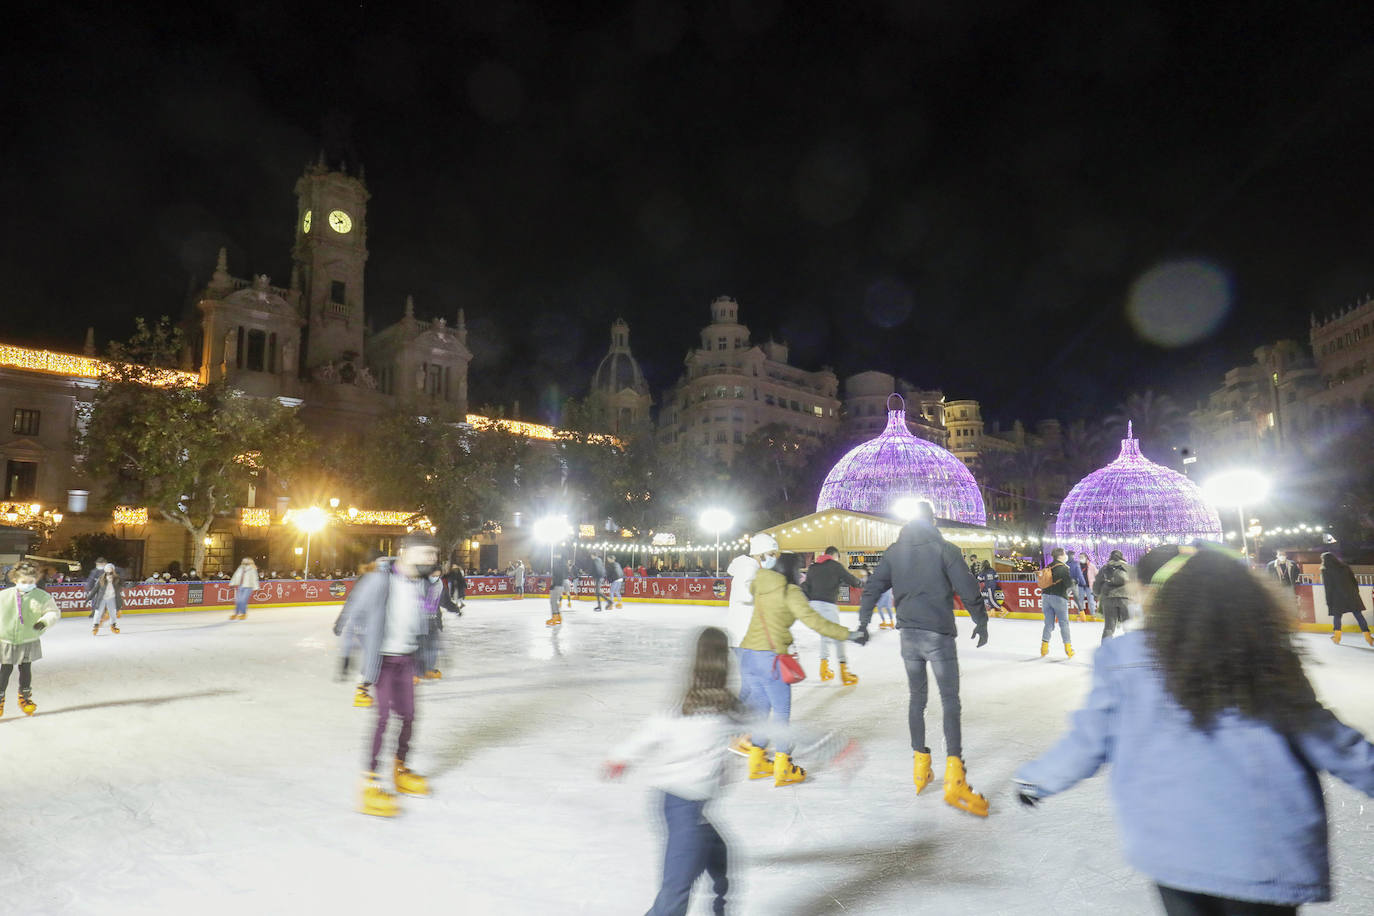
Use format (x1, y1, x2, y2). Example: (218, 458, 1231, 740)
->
(51, 579, 355, 616)
(618, 577, 731, 603)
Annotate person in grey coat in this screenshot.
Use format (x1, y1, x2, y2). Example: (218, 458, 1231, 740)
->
(344, 533, 439, 817)
(88, 562, 123, 635)
(857, 500, 990, 816)
(1016, 544, 1374, 914)
(1092, 549, 1132, 642)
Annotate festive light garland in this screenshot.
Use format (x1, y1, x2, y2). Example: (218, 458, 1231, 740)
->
(817, 403, 986, 525)
(239, 507, 271, 527)
(112, 506, 149, 526)
(0, 343, 197, 387)
(1054, 426, 1222, 566)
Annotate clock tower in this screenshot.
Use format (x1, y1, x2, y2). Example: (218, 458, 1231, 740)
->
(293, 158, 370, 370)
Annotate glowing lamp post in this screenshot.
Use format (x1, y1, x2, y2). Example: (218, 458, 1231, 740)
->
(891, 496, 924, 522)
(534, 515, 571, 576)
(293, 506, 328, 578)
(699, 508, 734, 576)
(1202, 470, 1270, 565)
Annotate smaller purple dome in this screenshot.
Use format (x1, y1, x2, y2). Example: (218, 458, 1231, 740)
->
(817, 400, 986, 524)
(1055, 424, 1222, 566)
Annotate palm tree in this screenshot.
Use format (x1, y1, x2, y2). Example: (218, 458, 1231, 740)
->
(1105, 390, 1186, 465)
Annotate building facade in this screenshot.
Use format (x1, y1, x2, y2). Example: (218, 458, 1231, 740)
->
(586, 319, 652, 434)
(841, 371, 947, 445)
(656, 297, 841, 462)
(189, 160, 472, 437)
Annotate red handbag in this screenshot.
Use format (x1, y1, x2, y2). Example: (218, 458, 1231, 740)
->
(761, 594, 806, 684)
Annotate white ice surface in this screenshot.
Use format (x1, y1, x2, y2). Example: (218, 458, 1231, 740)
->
(3, 601, 1372, 915)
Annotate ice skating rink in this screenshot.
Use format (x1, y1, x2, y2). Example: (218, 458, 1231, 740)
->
(5, 601, 1372, 916)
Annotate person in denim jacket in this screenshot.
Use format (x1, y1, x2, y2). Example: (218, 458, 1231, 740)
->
(1015, 544, 1374, 915)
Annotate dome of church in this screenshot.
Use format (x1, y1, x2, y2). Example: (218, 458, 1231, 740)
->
(1055, 424, 1222, 566)
(592, 319, 649, 395)
(817, 398, 986, 524)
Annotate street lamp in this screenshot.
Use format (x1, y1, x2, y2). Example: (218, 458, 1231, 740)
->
(891, 496, 924, 521)
(293, 506, 329, 579)
(699, 508, 734, 576)
(534, 515, 571, 576)
(1202, 470, 1271, 565)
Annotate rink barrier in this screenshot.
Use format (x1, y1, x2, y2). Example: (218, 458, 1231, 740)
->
(45, 577, 1339, 631)
(49, 579, 355, 616)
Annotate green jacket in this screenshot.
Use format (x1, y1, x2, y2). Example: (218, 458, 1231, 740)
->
(741, 569, 851, 652)
(0, 586, 60, 645)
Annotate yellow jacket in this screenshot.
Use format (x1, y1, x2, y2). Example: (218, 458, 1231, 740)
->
(741, 569, 850, 652)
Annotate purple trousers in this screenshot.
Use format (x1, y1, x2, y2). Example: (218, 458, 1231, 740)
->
(368, 654, 416, 772)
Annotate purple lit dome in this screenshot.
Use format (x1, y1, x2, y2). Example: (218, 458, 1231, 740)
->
(1055, 423, 1222, 566)
(817, 398, 986, 524)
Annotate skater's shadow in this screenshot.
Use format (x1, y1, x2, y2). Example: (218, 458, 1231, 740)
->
(425, 693, 564, 776)
(0, 688, 238, 722)
(760, 837, 996, 914)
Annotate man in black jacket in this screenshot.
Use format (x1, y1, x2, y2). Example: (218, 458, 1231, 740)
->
(803, 547, 864, 685)
(858, 500, 991, 817)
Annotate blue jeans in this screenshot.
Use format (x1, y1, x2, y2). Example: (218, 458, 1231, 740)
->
(736, 648, 792, 752)
(648, 792, 728, 916)
(235, 587, 252, 616)
(1041, 593, 1071, 644)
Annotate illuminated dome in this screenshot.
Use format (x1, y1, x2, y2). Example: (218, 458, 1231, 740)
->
(1055, 423, 1222, 566)
(817, 397, 986, 524)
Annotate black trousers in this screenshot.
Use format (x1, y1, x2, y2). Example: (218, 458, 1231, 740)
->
(899, 629, 961, 757)
(0, 662, 33, 694)
(1157, 885, 1295, 916)
(1332, 609, 1370, 632)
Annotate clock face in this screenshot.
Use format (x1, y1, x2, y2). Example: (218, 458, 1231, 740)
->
(302, 210, 312, 233)
(328, 210, 353, 234)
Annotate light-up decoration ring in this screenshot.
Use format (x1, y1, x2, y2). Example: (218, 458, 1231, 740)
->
(817, 393, 986, 525)
(1054, 422, 1222, 566)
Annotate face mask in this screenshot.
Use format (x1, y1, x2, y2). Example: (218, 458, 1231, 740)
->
(761, 556, 778, 570)
(412, 563, 438, 579)
(16, 582, 36, 594)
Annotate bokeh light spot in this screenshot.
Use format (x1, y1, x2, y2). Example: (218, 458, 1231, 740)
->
(1126, 259, 1232, 347)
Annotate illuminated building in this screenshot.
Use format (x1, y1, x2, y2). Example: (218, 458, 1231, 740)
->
(657, 297, 841, 462)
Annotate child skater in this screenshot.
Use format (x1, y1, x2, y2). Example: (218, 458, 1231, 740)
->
(0, 560, 61, 716)
(89, 561, 123, 634)
(604, 627, 739, 916)
(1015, 544, 1374, 915)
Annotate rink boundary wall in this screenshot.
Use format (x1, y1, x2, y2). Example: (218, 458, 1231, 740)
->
(46, 576, 1343, 632)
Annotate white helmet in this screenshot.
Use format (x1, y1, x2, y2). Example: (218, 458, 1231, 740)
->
(749, 533, 779, 556)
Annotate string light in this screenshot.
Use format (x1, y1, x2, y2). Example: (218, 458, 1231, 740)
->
(0, 343, 197, 387)
(817, 401, 986, 525)
(112, 506, 149, 525)
(240, 507, 271, 527)
(1055, 426, 1221, 566)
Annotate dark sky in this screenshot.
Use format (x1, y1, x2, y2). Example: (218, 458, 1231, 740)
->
(6, 2, 1374, 426)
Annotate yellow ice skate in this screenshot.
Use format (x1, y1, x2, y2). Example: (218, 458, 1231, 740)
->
(839, 663, 859, 686)
(359, 772, 399, 817)
(353, 685, 373, 708)
(773, 753, 806, 787)
(819, 659, 834, 681)
(747, 745, 773, 780)
(913, 750, 933, 794)
(943, 756, 988, 817)
(394, 760, 430, 796)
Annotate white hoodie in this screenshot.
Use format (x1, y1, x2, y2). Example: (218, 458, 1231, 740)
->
(610, 711, 738, 800)
(724, 554, 760, 646)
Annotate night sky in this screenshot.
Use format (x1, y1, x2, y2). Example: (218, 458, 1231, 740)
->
(6, 2, 1374, 426)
